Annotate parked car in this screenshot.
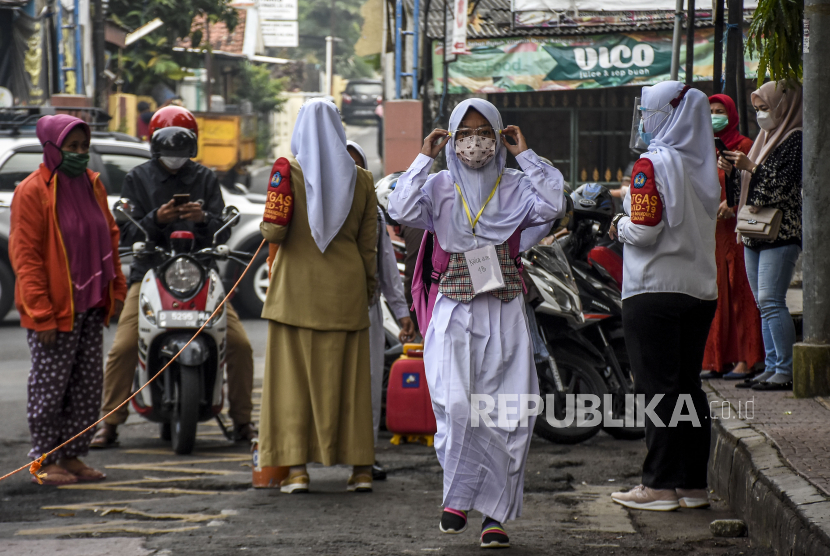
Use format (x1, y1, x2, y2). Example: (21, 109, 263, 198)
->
(0, 131, 268, 320)
(340, 79, 383, 123)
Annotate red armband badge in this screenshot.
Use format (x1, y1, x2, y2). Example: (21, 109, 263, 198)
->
(263, 157, 294, 226)
(629, 159, 663, 227)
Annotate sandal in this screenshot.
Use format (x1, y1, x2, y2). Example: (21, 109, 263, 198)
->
(233, 422, 258, 443)
(89, 424, 119, 449)
(31, 464, 78, 486)
(59, 459, 106, 482)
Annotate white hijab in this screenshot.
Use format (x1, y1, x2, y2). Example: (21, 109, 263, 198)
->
(346, 140, 368, 169)
(290, 98, 357, 253)
(640, 81, 720, 226)
(430, 98, 535, 252)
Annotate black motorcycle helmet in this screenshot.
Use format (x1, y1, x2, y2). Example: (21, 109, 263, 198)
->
(150, 126, 198, 159)
(570, 182, 614, 234)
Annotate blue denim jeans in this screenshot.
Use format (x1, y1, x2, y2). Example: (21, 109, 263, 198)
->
(743, 244, 800, 377)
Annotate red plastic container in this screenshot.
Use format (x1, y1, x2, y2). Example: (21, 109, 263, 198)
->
(386, 344, 437, 435)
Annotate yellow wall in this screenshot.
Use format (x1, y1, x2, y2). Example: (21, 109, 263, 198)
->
(109, 93, 137, 136)
(354, 0, 383, 57)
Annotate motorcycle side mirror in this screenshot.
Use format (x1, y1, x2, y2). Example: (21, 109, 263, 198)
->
(213, 206, 241, 247)
(113, 198, 150, 242)
(222, 205, 241, 226)
(112, 198, 131, 224)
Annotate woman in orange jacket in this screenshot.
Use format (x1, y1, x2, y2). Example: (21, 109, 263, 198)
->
(10, 115, 127, 485)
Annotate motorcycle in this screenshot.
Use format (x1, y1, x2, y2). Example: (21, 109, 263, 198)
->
(563, 184, 644, 440)
(522, 240, 609, 444)
(113, 199, 252, 454)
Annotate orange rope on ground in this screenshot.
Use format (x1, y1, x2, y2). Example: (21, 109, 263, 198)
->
(0, 238, 267, 485)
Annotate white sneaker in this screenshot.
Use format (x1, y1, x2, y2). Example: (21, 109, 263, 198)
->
(676, 488, 710, 509)
(611, 485, 680, 511)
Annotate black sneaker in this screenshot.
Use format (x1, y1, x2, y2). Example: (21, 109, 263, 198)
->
(372, 461, 387, 481)
(480, 518, 510, 549)
(439, 508, 468, 534)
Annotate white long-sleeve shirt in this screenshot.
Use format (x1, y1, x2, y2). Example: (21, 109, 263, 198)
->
(388, 150, 564, 254)
(372, 207, 409, 319)
(616, 162, 717, 301)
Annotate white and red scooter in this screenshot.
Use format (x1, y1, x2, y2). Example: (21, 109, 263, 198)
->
(113, 199, 251, 454)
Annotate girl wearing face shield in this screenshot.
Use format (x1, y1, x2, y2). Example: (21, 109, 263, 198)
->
(388, 99, 565, 549)
(608, 82, 720, 512)
(721, 81, 803, 392)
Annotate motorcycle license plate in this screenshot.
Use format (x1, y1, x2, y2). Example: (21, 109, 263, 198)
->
(158, 311, 206, 329)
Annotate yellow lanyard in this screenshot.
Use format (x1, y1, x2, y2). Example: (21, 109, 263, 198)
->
(454, 174, 502, 236)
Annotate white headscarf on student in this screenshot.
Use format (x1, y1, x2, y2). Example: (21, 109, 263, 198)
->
(290, 98, 357, 253)
(434, 98, 536, 252)
(640, 81, 720, 226)
(346, 140, 368, 169)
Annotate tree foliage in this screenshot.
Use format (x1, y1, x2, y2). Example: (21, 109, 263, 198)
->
(746, 0, 804, 86)
(233, 62, 287, 114)
(108, 0, 239, 93)
(292, 0, 369, 79)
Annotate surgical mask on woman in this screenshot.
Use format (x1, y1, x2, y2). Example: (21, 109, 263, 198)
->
(159, 156, 189, 170)
(454, 135, 496, 169)
(756, 110, 776, 131)
(711, 114, 729, 132)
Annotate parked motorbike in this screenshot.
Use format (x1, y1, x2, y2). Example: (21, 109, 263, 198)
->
(563, 183, 644, 440)
(523, 240, 609, 444)
(113, 199, 252, 454)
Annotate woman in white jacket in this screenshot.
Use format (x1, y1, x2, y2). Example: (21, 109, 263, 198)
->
(609, 81, 720, 512)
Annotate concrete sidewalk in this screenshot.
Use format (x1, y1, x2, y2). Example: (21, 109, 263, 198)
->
(706, 379, 830, 555)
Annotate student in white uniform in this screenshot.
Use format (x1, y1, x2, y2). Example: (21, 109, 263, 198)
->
(346, 141, 416, 481)
(388, 99, 565, 549)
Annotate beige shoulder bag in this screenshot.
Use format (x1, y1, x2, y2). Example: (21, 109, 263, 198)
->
(736, 206, 783, 241)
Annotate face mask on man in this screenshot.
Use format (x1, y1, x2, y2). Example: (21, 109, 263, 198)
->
(160, 156, 189, 171)
(711, 114, 729, 132)
(454, 135, 496, 169)
(756, 110, 776, 131)
(59, 151, 89, 178)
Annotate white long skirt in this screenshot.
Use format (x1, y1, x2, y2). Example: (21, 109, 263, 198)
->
(368, 301, 385, 445)
(424, 293, 538, 523)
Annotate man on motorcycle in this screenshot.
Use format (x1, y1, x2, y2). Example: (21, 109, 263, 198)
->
(91, 106, 256, 448)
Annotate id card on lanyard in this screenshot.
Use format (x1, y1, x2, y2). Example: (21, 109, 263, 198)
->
(455, 175, 505, 295)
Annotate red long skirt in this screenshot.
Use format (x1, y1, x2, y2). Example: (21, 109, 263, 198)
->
(702, 217, 765, 371)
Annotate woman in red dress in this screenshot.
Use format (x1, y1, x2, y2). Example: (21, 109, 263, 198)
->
(701, 94, 765, 379)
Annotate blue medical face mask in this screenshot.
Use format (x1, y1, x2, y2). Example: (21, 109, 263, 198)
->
(638, 119, 652, 145)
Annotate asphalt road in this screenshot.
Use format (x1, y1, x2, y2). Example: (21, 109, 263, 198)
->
(0, 311, 771, 556)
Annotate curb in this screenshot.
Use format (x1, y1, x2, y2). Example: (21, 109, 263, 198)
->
(707, 387, 830, 555)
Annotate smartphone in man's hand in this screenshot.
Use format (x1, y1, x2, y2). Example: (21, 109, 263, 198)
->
(173, 193, 190, 206)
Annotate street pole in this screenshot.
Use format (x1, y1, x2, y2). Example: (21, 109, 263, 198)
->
(684, 0, 695, 85)
(670, 0, 684, 81)
(93, 0, 106, 117)
(713, 0, 724, 93)
(795, 0, 830, 398)
(205, 19, 212, 111)
(325, 36, 333, 96)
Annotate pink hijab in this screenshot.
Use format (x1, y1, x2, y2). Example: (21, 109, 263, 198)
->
(738, 81, 803, 212)
(36, 115, 116, 313)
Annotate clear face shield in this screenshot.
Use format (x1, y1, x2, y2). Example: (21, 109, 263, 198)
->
(629, 97, 648, 154)
(628, 96, 674, 154)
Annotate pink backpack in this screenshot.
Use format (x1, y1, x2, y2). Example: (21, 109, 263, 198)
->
(411, 229, 525, 336)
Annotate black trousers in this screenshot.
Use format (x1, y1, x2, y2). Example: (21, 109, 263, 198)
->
(623, 293, 717, 490)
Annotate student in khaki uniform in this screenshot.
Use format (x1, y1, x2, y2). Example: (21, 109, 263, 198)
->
(259, 99, 378, 493)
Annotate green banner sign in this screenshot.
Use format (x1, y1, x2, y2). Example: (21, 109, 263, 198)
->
(433, 29, 759, 93)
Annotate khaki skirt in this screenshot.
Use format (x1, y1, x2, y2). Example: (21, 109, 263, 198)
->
(258, 321, 374, 467)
